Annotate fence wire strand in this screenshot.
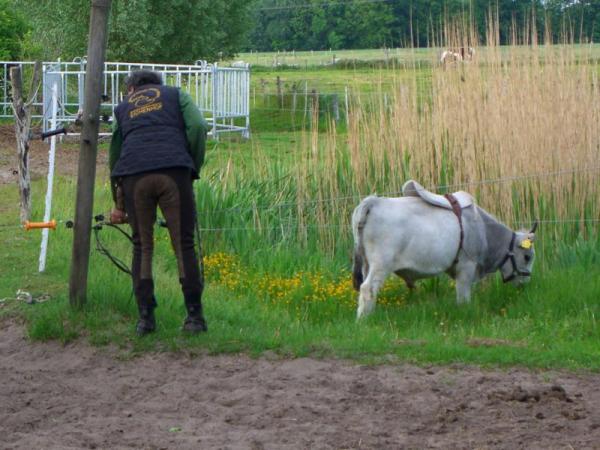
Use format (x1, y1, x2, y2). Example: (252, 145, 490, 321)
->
(195, 164, 600, 215)
(4, 218, 598, 233)
(2, 165, 598, 233)
(197, 218, 600, 233)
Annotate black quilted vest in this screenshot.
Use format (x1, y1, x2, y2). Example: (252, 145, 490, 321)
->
(111, 84, 194, 177)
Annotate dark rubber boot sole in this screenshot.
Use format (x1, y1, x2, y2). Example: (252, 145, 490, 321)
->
(182, 317, 207, 334)
(136, 317, 156, 336)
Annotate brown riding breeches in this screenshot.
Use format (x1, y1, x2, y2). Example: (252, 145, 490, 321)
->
(121, 168, 203, 305)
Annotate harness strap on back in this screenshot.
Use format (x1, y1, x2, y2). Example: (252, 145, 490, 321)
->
(444, 193, 464, 264)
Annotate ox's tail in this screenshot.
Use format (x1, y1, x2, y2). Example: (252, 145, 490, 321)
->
(351, 196, 378, 291)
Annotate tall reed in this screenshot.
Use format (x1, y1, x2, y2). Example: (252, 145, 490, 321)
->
(201, 40, 599, 268)
(294, 43, 600, 251)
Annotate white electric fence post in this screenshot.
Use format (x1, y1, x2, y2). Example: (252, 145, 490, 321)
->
(38, 82, 59, 273)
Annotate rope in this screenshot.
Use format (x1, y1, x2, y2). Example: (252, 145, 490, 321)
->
(92, 222, 132, 276)
(0, 289, 51, 305)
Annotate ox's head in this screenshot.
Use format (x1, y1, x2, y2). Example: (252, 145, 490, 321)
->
(499, 222, 537, 284)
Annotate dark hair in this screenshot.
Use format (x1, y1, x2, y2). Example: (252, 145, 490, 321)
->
(125, 70, 163, 90)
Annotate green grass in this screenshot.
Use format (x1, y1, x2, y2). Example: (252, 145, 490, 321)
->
(238, 47, 436, 69)
(247, 66, 433, 132)
(1, 173, 599, 370)
(15, 248, 600, 369)
(1, 46, 599, 369)
(237, 44, 600, 70)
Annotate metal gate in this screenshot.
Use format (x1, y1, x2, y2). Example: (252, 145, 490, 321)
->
(0, 58, 250, 139)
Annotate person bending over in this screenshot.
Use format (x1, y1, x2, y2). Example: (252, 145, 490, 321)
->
(109, 70, 208, 336)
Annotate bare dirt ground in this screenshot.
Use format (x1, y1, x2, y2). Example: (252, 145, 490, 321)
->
(2, 322, 600, 450)
(0, 124, 108, 186)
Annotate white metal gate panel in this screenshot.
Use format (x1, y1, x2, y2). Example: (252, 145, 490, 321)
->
(0, 59, 250, 139)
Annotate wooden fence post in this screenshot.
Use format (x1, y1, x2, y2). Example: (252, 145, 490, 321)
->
(310, 88, 318, 129)
(260, 78, 266, 105)
(332, 94, 340, 122)
(303, 81, 308, 122)
(276, 75, 282, 108)
(345, 86, 350, 126)
(69, 0, 112, 307)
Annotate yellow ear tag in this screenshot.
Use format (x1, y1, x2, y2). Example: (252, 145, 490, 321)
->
(520, 239, 532, 249)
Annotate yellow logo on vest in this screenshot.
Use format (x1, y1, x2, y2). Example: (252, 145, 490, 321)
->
(128, 88, 163, 118)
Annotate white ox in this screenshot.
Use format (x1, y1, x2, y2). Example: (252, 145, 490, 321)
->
(352, 180, 537, 319)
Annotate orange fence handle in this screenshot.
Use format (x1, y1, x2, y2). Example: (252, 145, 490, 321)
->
(24, 220, 57, 231)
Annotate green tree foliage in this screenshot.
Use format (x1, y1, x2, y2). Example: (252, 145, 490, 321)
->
(7, 0, 599, 62)
(11, 0, 253, 63)
(109, 0, 253, 62)
(0, 0, 28, 59)
(248, 0, 396, 51)
(245, 0, 600, 51)
(546, 0, 600, 43)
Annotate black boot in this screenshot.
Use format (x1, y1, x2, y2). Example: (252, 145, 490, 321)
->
(135, 280, 157, 336)
(136, 303, 156, 336)
(183, 295, 207, 334)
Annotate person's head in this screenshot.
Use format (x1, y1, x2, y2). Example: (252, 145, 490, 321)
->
(125, 70, 163, 93)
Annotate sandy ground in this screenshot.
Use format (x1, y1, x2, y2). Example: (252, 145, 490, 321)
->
(1, 322, 600, 450)
(0, 124, 108, 186)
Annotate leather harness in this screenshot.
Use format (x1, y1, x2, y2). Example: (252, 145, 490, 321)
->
(444, 193, 464, 264)
(497, 232, 532, 282)
(443, 192, 530, 281)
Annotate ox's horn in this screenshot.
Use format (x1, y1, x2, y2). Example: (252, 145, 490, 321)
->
(530, 220, 538, 234)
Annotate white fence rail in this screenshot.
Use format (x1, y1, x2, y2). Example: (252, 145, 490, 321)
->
(0, 59, 250, 139)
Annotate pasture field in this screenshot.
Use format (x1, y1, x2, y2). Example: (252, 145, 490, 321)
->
(1, 44, 599, 370)
(240, 47, 435, 68)
(239, 44, 600, 69)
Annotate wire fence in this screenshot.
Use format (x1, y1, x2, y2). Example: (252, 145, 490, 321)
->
(195, 218, 600, 233)
(3, 218, 599, 233)
(2, 165, 598, 233)
(194, 165, 600, 216)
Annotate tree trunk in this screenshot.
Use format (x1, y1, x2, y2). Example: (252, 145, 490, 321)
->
(10, 63, 41, 223)
(69, 0, 112, 307)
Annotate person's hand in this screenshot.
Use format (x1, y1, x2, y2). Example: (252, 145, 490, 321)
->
(110, 208, 127, 224)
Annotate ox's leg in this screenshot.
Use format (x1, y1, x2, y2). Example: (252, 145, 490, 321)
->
(394, 271, 415, 290)
(454, 260, 477, 304)
(357, 266, 388, 319)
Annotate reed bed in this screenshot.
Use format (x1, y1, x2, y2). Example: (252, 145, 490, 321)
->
(200, 40, 600, 272)
(338, 43, 600, 232)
